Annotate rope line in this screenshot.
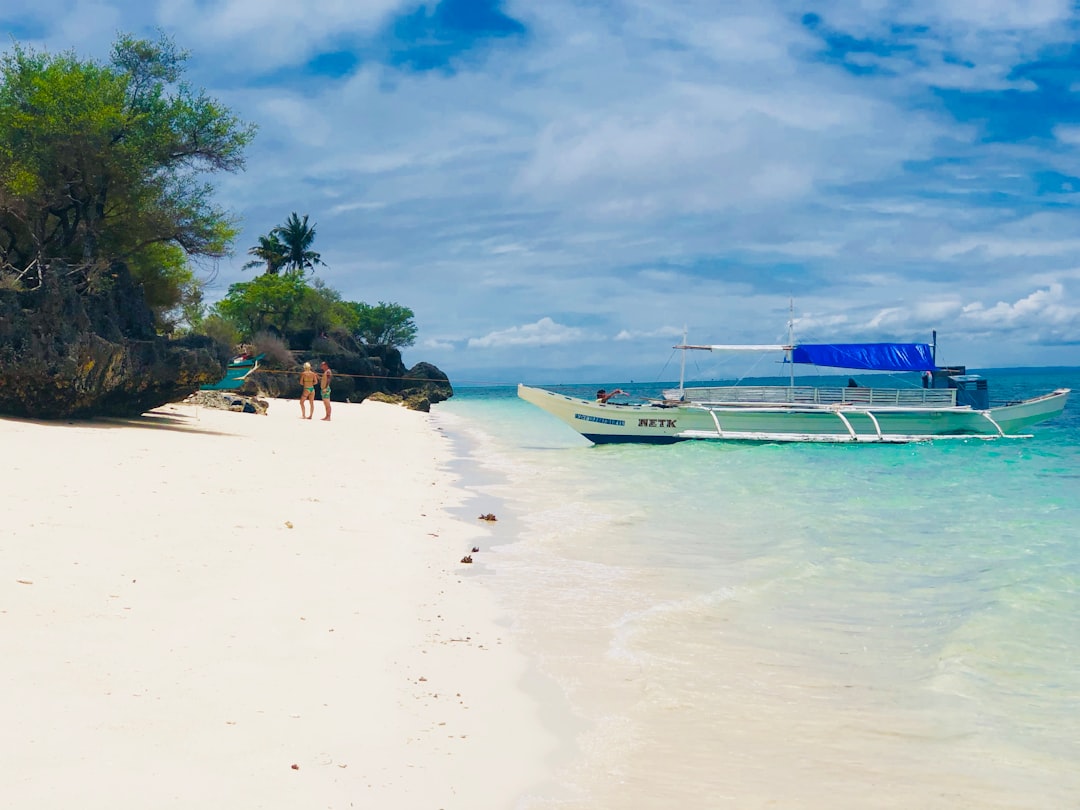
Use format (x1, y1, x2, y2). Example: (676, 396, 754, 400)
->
(246, 367, 451, 384)
(243, 367, 678, 388)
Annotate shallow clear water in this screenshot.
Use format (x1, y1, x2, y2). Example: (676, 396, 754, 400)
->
(435, 369, 1080, 809)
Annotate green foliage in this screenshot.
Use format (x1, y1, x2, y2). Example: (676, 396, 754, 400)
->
(212, 270, 418, 351)
(0, 33, 254, 302)
(127, 241, 204, 331)
(242, 212, 323, 277)
(212, 271, 348, 343)
(274, 212, 323, 274)
(243, 232, 287, 274)
(214, 272, 308, 338)
(213, 208, 417, 350)
(177, 278, 208, 332)
(198, 314, 240, 348)
(347, 301, 418, 348)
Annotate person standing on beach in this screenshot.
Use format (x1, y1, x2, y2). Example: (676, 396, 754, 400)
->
(299, 362, 318, 419)
(319, 361, 333, 421)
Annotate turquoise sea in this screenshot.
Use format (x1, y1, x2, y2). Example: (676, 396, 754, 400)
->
(434, 368, 1079, 810)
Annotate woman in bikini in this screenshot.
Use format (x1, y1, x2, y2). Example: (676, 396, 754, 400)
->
(299, 361, 318, 419)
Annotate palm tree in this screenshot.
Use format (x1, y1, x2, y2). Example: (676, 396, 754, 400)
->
(273, 212, 324, 274)
(243, 233, 287, 275)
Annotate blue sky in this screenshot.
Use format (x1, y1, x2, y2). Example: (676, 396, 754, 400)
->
(4, 0, 1080, 383)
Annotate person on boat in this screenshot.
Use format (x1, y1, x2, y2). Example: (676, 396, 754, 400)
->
(596, 388, 628, 403)
(299, 362, 318, 419)
(319, 361, 333, 421)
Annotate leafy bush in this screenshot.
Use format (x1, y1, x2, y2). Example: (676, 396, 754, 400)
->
(253, 331, 294, 367)
(198, 314, 240, 349)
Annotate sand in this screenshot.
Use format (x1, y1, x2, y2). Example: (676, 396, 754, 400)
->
(1, 398, 555, 809)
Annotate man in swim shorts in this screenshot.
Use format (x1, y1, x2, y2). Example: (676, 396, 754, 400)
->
(319, 361, 333, 421)
(299, 361, 318, 419)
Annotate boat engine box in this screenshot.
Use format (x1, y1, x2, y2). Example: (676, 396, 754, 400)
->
(930, 366, 965, 388)
(949, 375, 989, 410)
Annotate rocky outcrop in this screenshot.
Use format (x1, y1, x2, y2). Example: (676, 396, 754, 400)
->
(0, 266, 227, 419)
(184, 389, 268, 415)
(399, 361, 452, 409)
(240, 344, 453, 411)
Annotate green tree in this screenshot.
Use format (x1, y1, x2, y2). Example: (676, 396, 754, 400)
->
(0, 33, 255, 298)
(214, 272, 310, 339)
(129, 241, 202, 332)
(199, 313, 240, 348)
(213, 272, 349, 344)
(347, 301, 418, 348)
(243, 232, 287, 275)
(273, 212, 323, 274)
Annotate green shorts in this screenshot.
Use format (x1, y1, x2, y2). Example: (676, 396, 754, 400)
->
(321, 388, 331, 399)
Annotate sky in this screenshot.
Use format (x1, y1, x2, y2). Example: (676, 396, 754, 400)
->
(3, 0, 1080, 383)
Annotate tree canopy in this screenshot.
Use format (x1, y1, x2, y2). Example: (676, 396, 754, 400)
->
(223, 212, 416, 350)
(213, 270, 417, 350)
(347, 301, 418, 348)
(274, 213, 323, 274)
(214, 273, 339, 341)
(210, 273, 416, 349)
(0, 34, 423, 353)
(243, 232, 287, 275)
(243, 212, 323, 276)
(0, 33, 255, 302)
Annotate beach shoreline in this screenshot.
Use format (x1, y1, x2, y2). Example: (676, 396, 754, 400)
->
(1, 398, 555, 809)
(432, 382, 1080, 810)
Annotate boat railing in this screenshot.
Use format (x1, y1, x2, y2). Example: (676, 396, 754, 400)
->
(663, 385, 958, 407)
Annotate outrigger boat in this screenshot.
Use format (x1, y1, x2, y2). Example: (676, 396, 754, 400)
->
(201, 352, 264, 392)
(517, 333, 1069, 445)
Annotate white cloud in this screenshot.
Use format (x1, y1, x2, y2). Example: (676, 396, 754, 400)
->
(5, 0, 1080, 376)
(157, 0, 407, 71)
(421, 338, 456, 352)
(614, 326, 685, 341)
(1053, 124, 1080, 145)
(921, 0, 1071, 29)
(328, 200, 387, 215)
(934, 236, 1080, 260)
(959, 284, 1076, 327)
(468, 318, 588, 349)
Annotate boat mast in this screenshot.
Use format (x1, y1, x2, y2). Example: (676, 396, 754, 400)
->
(788, 299, 795, 388)
(679, 325, 687, 397)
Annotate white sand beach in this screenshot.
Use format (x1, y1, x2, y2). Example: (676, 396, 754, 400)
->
(1, 398, 554, 809)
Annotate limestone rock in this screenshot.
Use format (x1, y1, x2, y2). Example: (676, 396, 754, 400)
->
(0, 266, 227, 419)
(366, 391, 404, 406)
(184, 390, 269, 414)
(399, 361, 452, 408)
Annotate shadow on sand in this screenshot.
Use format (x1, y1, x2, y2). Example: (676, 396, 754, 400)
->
(2, 407, 240, 438)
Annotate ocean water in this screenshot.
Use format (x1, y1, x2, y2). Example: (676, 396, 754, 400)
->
(433, 368, 1080, 809)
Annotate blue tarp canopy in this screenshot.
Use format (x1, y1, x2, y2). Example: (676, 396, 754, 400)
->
(791, 343, 936, 372)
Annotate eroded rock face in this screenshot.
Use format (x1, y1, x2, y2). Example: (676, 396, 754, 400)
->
(398, 361, 453, 411)
(0, 267, 227, 419)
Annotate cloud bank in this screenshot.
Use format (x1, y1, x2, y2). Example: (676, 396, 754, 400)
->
(4, 0, 1080, 380)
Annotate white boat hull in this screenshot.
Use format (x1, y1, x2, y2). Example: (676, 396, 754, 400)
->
(517, 384, 1070, 445)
